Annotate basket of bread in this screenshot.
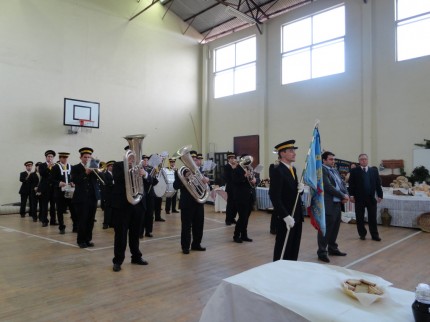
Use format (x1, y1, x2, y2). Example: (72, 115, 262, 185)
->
(342, 278, 385, 305)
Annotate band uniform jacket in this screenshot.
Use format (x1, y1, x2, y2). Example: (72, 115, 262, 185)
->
(143, 166, 158, 197)
(223, 163, 235, 196)
(70, 163, 100, 203)
(231, 166, 255, 205)
(51, 163, 72, 198)
(19, 171, 31, 195)
(110, 161, 146, 210)
(28, 172, 40, 195)
(173, 170, 201, 209)
(37, 162, 54, 195)
(348, 166, 383, 203)
(269, 162, 303, 221)
(103, 170, 114, 207)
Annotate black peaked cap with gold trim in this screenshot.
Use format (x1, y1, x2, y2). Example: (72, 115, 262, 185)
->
(274, 140, 298, 152)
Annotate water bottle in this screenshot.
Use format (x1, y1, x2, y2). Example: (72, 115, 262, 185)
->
(412, 283, 430, 322)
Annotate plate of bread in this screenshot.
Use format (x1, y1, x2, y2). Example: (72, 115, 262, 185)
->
(341, 278, 385, 305)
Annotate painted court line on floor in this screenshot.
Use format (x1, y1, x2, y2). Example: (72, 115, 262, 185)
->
(343, 230, 422, 269)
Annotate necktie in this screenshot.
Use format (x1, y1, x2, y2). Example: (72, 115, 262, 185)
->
(289, 166, 295, 179)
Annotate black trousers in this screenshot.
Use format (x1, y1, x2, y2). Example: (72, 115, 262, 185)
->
(317, 203, 342, 256)
(165, 192, 177, 212)
(19, 193, 29, 216)
(103, 205, 113, 227)
(180, 204, 204, 250)
(273, 215, 303, 261)
(29, 192, 39, 221)
(112, 203, 144, 265)
(234, 194, 253, 239)
(39, 187, 56, 224)
(225, 190, 237, 223)
(56, 194, 75, 231)
(140, 195, 154, 235)
(74, 199, 97, 244)
(154, 197, 163, 220)
(355, 197, 379, 238)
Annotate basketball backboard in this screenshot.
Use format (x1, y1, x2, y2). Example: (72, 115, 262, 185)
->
(63, 98, 100, 128)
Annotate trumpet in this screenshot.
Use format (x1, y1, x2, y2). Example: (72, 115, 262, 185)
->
(173, 145, 209, 204)
(239, 155, 256, 188)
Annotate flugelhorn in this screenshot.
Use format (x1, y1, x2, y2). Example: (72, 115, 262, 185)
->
(173, 145, 209, 204)
(123, 134, 146, 205)
(239, 155, 256, 188)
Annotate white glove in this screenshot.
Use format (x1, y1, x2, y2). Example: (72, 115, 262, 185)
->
(297, 183, 305, 193)
(283, 215, 295, 229)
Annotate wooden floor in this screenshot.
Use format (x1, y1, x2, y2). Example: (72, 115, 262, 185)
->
(0, 205, 429, 322)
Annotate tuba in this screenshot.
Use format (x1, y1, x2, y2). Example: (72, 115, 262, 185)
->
(123, 134, 146, 205)
(239, 155, 256, 188)
(173, 145, 209, 204)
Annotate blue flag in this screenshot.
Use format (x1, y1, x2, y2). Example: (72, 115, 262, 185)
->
(303, 127, 326, 236)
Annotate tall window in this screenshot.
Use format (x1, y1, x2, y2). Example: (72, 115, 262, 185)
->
(281, 5, 345, 85)
(213, 36, 256, 99)
(396, 0, 430, 61)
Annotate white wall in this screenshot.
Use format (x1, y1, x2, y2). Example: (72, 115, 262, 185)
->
(203, 0, 430, 179)
(0, 0, 202, 204)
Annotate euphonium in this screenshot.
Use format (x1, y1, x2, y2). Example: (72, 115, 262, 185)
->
(173, 145, 209, 204)
(239, 155, 256, 188)
(123, 134, 146, 205)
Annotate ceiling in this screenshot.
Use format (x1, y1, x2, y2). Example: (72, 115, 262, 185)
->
(133, 0, 316, 43)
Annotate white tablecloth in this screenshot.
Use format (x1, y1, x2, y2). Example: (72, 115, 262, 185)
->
(210, 187, 227, 213)
(200, 261, 414, 322)
(256, 187, 273, 210)
(377, 194, 430, 228)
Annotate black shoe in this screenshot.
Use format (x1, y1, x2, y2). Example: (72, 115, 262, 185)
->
(372, 236, 382, 241)
(233, 236, 242, 243)
(59, 229, 65, 235)
(42, 222, 48, 227)
(172, 210, 179, 213)
(86, 242, 95, 247)
(131, 258, 148, 265)
(231, 219, 237, 224)
(242, 237, 253, 242)
(191, 245, 206, 251)
(318, 255, 330, 263)
(113, 264, 121, 272)
(270, 230, 277, 235)
(50, 222, 58, 226)
(72, 228, 78, 233)
(328, 249, 347, 256)
(20, 215, 25, 218)
(78, 243, 88, 248)
(155, 218, 166, 222)
(102, 224, 109, 229)
(165, 211, 170, 214)
(225, 221, 232, 226)
(359, 236, 366, 240)
(139, 234, 144, 239)
(182, 249, 190, 254)
(145, 233, 153, 238)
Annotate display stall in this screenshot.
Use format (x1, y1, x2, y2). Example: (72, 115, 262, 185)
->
(200, 261, 415, 322)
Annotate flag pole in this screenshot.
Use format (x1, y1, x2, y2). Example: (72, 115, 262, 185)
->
(280, 120, 320, 260)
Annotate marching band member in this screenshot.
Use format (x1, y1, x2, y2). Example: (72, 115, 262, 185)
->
(71, 147, 100, 248)
(111, 147, 149, 272)
(173, 150, 209, 254)
(38, 150, 57, 227)
(102, 160, 115, 229)
(232, 154, 256, 243)
(223, 152, 238, 226)
(19, 161, 33, 218)
(165, 158, 179, 215)
(28, 162, 42, 222)
(140, 154, 158, 238)
(51, 152, 76, 234)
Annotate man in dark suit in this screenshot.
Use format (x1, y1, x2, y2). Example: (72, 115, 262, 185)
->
(270, 140, 304, 261)
(223, 152, 238, 226)
(140, 155, 158, 238)
(38, 150, 57, 226)
(348, 153, 383, 241)
(51, 152, 75, 234)
(318, 151, 349, 263)
(173, 150, 209, 254)
(71, 147, 100, 248)
(19, 161, 33, 217)
(111, 150, 148, 272)
(231, 154, 256, 243)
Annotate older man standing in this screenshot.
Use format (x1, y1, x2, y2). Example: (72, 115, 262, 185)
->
(317, 151, 349, 263)
(348, 153, 383, 241)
